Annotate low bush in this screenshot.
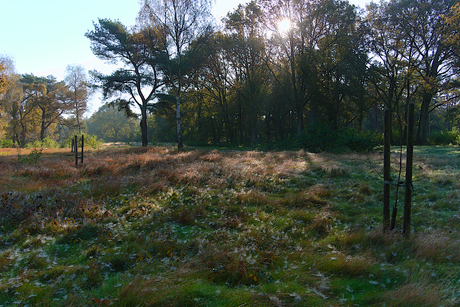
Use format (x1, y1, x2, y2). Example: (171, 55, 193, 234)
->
(427, 128, 460, 145)
(0, 139, 14, 148)
(16, 148, 42, 165)
(26, 137, 59, 149)
(64, 133, 104, 149)
(297, 122, 381, 153)
(342, 128, 382, 152)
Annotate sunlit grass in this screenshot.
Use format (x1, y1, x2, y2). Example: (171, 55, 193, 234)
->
(0, 146, 459, 306)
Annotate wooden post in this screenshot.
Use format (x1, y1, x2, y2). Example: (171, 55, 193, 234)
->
(75, 135, 84, 167)
(383, 109, 391, 232)
(75, 135, 78, 167)
(74, 135, 85, 167)
(403, 103, 414, 236)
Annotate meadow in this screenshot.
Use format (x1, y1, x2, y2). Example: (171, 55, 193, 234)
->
(0, 145, 459, 306)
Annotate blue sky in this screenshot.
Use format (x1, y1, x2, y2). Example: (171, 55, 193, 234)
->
(0, 0, 369, 114)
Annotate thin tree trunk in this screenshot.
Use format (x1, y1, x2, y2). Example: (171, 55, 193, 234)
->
(176, 94, 183, 149)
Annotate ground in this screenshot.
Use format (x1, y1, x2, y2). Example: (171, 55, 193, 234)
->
(0, 145, 459, 306)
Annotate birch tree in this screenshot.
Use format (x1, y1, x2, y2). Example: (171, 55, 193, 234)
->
(65, 64, 89, 134)
(139, 0, 213, 149)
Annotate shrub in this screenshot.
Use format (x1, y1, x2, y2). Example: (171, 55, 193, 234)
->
(342, 128, 382, 152)
(0, 139, 14, 148)
(26, 137, 59, 149)
(296, 122, 381, 153)
(16, 148, 42, 165)
(299, 122, 344, 153)
(64, 133, 104, 149)
(427, 128, 460, 145)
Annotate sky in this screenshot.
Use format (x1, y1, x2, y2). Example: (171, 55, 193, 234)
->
(0, 0, 369, 115)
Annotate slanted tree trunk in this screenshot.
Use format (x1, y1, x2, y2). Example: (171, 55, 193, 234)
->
(40, 109, 46, 141)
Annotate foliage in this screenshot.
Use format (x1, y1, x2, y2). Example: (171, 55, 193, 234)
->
(16, 148, 42, 165)
(63, 133, 104, 149)
(139, 0, 214, 149)
(427, 128, 460, 145)
(0, 138, 14, 148)
(3, 0, 460, 150)
(85, 18, 164, 147)
(341, 128, 383, 152)
(296, 122, 382, 153)
(86, 105, 139, 143)
(26, 137, 60, 149)
(64, 64, 89, 134)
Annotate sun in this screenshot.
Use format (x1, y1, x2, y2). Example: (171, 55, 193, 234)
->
(277, 18, 291, 34)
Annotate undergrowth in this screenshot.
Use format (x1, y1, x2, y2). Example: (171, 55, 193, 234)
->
(0, 146, 459, 306)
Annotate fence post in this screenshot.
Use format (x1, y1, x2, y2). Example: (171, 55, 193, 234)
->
(75, 135, 78, 167)
(383, 109, 391, 232)
(403, 103, 414, 237)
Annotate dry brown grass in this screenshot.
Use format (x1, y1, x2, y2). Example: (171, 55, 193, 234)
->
(387, 283, 444, 307)
(413, 233, 460, 263)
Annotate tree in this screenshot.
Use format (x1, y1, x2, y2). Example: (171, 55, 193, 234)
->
(0, 55, 16, 139)
(368, 0, 458, 145)
(194, 33, 236, 144)
(366, 1, 418, 144)
(65, 64, 89, 134)
(20, 75, 72, 142)
(0, 57, 14, 96)
(259, 0, 316, 135)
(223, 1, 269, 145)
(309, 0, 369, 130)
(395, 0, 458, 145)
(139, 0, 213, 149)
(86, 19, 164, 146)
(86, 105, 139, 142)
(447, 2, 460, 68)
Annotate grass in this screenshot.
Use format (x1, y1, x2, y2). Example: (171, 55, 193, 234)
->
(0, 146, 459, 306)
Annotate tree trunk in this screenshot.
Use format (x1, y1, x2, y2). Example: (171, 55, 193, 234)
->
(265, 112, 271, 143)
(140, 106, 148, 147)
(239, 108, 244, 146)
(416, 94, 431, 145)
(77, 115, 82, 134)
(176, 95, 183, 150)
(40, 111, 46, 141)
(296, 110, 303, 135)
(251, 113, 257, 145)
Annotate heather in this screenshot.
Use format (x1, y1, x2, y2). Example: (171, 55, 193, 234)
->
(0, 146, 459, 306)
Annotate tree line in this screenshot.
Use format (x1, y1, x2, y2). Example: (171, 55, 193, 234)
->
(0, 62, 89, 147)
(2, 0, 460, 149)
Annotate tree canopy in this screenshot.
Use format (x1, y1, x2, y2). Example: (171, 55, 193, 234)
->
(2, 0, 460, 148)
